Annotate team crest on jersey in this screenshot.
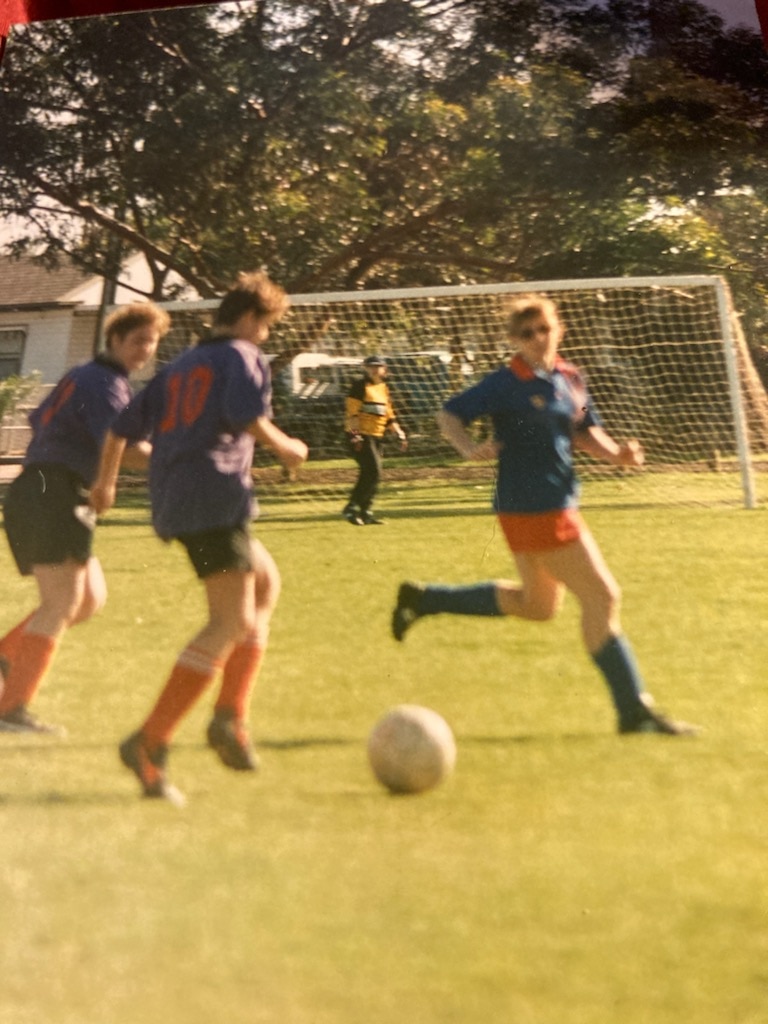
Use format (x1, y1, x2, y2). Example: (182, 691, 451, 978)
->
(530, 395, 547, 410)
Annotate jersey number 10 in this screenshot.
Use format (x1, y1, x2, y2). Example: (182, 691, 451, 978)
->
(159, 365, 214, 433)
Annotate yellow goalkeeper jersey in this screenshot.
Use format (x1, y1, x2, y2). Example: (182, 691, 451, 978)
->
(345, 378, 397, 438)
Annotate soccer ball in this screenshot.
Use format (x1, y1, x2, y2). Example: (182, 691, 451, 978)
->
(367, 704, 457, 794)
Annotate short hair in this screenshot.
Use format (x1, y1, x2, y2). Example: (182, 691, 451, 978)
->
(215, 271, 290, 327)
(104, 302, 171, 349)
(505, 294, 561, 338)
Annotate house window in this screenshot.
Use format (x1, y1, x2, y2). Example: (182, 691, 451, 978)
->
(0, 328, 26, 378)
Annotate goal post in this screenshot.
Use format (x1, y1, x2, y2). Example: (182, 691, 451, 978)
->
(152, 275, 768, 516)
(713, 277, 757, 509)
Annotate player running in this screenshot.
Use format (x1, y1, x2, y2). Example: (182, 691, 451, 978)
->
(90, 271, 307, 803)
(0, 302, 169, 733)
(392, 294, 698, 736)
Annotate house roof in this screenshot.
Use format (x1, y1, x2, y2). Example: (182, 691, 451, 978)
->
(0, 255, 93, 308)
(0, 251, 203, 309)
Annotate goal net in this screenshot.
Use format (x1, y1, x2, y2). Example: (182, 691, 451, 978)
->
(153, 275, 768, 518)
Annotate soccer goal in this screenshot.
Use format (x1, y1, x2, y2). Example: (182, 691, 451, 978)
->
(154, 275, 768, 516)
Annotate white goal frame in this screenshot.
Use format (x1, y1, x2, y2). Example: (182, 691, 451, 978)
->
(154, 274, 764, 512)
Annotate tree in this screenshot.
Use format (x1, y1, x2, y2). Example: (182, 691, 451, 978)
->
(0, 0, 767, 328)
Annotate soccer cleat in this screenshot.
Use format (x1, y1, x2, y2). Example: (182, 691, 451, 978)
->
(392, 582, 425, 642)
(619, 694, 699, 736)
(206, 711, 260, 772)
(342, 504, 365, 526)
(119, 730, 185, 804)
(0, 704, 66, 736)
(361, 511, 385, 525)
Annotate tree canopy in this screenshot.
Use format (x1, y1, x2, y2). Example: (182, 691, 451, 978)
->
(1, 0, 768, 365)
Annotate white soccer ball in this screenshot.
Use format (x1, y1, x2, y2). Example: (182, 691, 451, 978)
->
(367, 704, 457, 794)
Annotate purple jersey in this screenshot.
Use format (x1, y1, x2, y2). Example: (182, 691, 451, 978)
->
(444, 354, 601, 514)
(112, 336, 272, 540)
(24, 354, 132, 486)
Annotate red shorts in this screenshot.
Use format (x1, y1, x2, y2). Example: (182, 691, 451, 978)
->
(498, 508, 585, 553)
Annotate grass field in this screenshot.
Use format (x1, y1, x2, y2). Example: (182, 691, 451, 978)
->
(1, 486, 768, 1024)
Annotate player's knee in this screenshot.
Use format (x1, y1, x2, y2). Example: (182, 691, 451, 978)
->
(254, 554, 281, 611)
(593, 578, 621, 621)
(74, 587, 107, 623)
(258, 570, 281, 610)
(229, 609, 258, 644)
(524, 600, 560, 623)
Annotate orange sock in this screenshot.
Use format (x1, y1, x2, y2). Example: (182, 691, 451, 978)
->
(0, 630, 58, 714)
(141, 645, 221, 749)
(215, 635, 265, 721)
(0, 612, 36, 664)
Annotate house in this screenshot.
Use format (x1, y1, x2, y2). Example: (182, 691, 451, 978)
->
(0, 251, 201, 384)
(0, 251, 201, 454)
(0, 256, 95, 383)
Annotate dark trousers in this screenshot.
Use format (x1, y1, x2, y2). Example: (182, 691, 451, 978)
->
(347, 435, 384, 512)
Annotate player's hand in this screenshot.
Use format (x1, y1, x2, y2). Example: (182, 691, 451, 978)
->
(89, 482, 116, 515)
(397, 433, 408, 452)
(281, 437, 308, 471)
(617, 439, 645, 468)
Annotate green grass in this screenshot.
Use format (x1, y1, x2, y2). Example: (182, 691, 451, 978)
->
(248, 458, 757, 517)
(1, 497, 768, 1024)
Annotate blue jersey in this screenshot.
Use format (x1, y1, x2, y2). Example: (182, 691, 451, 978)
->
(112, 335, 271, 540)
(24, 354, 132, 486)
(443, 354, 601, 513)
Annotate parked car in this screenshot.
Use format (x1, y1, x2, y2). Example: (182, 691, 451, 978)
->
(271, 353, 362, 458)
(268, 349, 474, 459)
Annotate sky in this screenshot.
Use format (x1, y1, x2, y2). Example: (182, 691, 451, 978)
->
(702, 0, 762, 30)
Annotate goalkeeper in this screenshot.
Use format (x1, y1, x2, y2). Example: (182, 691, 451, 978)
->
(342, 354, 407, 526)
(392, 294, 698, 736)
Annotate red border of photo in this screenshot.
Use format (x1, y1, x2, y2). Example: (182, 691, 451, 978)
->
(1, 1, 767, 66)
(0, 1, 224, 64)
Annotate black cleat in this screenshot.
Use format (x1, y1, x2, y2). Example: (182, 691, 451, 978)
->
(392, 582, 425, 642)
(619, 694, 699, 736)
(119, 730, 185, 804)
(342, 505, 365, 526)
(361, 511, 385, 525)
(0, 704, 66, 736)
(207, 711, 260, 771)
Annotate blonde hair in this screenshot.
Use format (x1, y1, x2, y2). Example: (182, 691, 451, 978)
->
(215, 270, 290, 327)
(104, 302, 171, 349)
(505, 294, 561, 338)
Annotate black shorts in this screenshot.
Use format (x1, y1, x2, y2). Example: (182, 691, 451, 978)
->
(3, 463, 96, 576)
(176, 522, 256, 579)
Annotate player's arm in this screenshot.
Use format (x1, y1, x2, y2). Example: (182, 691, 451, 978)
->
(89, 429, 128, 514)
(389, 419, 408, 449)
(385, 392, 407, 447)
(248, 415, 308, 471)
(574, 425, 644, 468)
(436, 409, 500, 462)
(119, 439, 152, 471)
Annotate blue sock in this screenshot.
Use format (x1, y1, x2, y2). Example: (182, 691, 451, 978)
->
(592, 634, 644, 723)
(418, 582, 501, 617)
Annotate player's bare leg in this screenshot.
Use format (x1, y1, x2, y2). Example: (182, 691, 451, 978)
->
(496, 559, 566, 624)
(537, 532, 697, 735)
(392, 565, 564, 642)
(0, 558, 103, 733)
(524, 531, 620, 653)
(209, 540, 281, 771)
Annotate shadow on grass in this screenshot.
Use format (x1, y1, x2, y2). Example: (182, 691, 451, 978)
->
(460, 732, 608, 744)
(0, 790, 139, 806)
